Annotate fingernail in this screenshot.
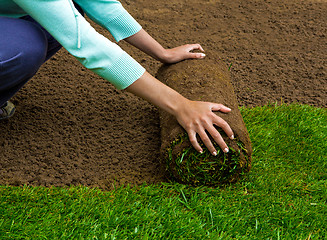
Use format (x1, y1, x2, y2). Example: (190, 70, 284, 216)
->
(199, 150, 203, 154)
(224, 148, 229, 153)
(200, 53, 206, 57)
(226, 107, 231, 111)
(212, 151, 217, 156)
(230, 135, 234, 140)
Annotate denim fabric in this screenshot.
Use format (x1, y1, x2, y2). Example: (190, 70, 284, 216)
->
(0, 3, 83, 107)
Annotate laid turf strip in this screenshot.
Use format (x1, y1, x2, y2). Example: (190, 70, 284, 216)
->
(156, 53, 252, 185)
(0, 104, 326, 239)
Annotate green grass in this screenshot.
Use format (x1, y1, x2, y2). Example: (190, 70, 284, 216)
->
(166, 132, 250, 186)
(1, 103, 326, 239)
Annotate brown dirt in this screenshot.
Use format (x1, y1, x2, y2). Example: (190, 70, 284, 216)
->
(0, 0, 326, 190)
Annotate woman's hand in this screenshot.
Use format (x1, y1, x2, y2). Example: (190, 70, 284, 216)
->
(126, 72, 234, 155)
(124, 29, 205, 64)
(174, 99, 234, 155)
(160, 44, 206, 64)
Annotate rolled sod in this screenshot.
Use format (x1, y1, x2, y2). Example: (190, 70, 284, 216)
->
(156, 53, 252, 186)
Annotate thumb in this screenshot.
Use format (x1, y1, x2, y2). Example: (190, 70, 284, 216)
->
(188, 52, 206, 59)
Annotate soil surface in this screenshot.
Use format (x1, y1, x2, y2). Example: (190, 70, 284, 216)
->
(1, 0, 326, 190)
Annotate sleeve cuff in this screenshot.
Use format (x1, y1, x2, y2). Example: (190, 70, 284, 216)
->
(99, 51, 145, 90)
(106, 10, 142, 42)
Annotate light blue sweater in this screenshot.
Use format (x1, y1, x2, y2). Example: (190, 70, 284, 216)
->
(0, 0, 145, 89)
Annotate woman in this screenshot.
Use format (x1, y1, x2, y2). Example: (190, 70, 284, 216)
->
(0, 0, 234, 155)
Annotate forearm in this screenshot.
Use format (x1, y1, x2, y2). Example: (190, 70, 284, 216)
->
(124, 29, 166, 62)
(125, 71, 187, 115)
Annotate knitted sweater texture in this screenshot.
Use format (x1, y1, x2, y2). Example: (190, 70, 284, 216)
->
(0, 0, 145, 89)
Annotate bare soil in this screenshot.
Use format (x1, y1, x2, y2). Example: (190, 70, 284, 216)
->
(0, 0, 326, 190)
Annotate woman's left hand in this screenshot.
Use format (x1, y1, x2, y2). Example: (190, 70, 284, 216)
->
(125, 29, 206, 64)
(160, 44, 206, 64)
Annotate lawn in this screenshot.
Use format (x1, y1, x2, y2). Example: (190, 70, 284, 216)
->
(1, 104, 326, 239)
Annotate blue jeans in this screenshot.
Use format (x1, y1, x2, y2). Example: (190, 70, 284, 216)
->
(0, 3, 83, 107)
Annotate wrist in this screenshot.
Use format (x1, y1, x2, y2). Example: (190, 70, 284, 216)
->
(165, 93, 190, 117)
(126, 71, 189, 116)
(157, 48, 170, 63)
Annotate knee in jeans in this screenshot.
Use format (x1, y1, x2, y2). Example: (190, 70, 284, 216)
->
(20, 28, 48, 75)
(0, 23, 48, 89)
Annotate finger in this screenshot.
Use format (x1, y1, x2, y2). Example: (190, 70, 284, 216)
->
(187, 43, 205, 52)
(212, 114, 234, 140)
(211, 103, 231, 113)
(192, 43, 205, 52)
(198, 44, 205, 52)
(198, 129, 217, 156)
(206, 125, 229, 153)
(188, 130, 203, 153)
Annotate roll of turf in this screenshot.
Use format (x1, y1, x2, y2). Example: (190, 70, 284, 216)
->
(156, 53, 252, 186)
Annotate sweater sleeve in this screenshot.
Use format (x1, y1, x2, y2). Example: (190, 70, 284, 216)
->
(74, 0, 142, 42)
(12, 0, 145, 90)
